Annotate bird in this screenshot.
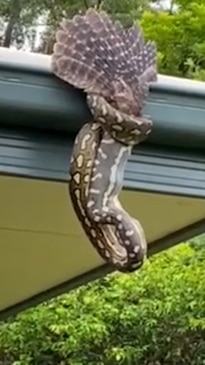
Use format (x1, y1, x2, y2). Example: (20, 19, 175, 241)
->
(51, 8, 157, 121)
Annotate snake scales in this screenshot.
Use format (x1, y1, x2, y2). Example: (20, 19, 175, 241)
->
(51, 8, 157, 272)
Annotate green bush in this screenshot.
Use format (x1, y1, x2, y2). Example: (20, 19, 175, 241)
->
(0, 237, 205, 365)
(140, 3, 205, 78)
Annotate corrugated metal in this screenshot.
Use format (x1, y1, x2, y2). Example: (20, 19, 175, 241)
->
(1, 127, 205, 198)
(127, 149, 205, 197)
(0, 48, 205, 150)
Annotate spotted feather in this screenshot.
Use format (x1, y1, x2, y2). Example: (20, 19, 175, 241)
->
(52, 8, 157, 116)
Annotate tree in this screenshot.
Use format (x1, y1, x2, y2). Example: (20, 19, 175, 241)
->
(140, 1, 205, 79)
(0, 0, 46, 48)
(0, 0, 154, 51)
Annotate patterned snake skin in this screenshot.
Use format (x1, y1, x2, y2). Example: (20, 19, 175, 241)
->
(51, 8, 157, 272)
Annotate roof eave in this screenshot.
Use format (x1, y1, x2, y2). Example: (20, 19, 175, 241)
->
(0, 47, 205, 150)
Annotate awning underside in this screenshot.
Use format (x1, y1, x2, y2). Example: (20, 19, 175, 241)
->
(0, 175, 204, 319)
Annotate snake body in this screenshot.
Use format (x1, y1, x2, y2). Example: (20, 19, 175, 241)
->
(69, 95, 150, 272)
(52, 8, 157, 272)
(86, 94, 153, 146)
(69, 121, 147, 272)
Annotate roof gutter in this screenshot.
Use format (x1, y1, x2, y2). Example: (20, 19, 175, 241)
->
(0, 47, 205, 150)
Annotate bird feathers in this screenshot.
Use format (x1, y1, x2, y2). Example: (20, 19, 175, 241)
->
(51, 8, 157, 114)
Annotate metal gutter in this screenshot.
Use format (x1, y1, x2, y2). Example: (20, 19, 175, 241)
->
(1, 127, 205, 198)
(0, 47, 205, 150)
(1, 47, 205, 97)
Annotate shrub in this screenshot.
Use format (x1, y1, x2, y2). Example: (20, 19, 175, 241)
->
(0, 238, 205, 365)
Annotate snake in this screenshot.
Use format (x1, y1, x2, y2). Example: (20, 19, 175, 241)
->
(69, 96, 152, 271)
(51, 8, 157, 272)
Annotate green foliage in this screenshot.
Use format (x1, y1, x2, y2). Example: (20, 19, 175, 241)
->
(140, 2, 205, 78)
(99, 0, 154, 26)
(0, 237, 205, 364)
